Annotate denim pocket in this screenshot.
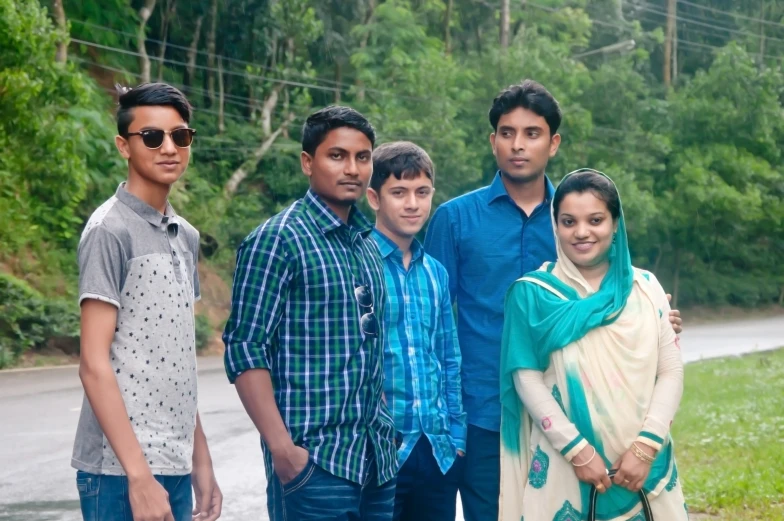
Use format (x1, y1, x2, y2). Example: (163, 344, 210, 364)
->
(281, 459, 316, 496)
(76, 470, 100, 498)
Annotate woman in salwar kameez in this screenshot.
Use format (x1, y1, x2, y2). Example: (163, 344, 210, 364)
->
(499, 169, 689, 521)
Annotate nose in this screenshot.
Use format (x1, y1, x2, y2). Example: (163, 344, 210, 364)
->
(404, 192, 418, 210)
(344, 156, 359, 176)
(512, 133, 526, 152)
(574, 222, 590, 239)
(160, 133, 177, 154)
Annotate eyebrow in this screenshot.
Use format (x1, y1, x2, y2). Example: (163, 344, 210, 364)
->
(327, 146, 372, 155)
(499, 125, 544, 133)
(138, 124, 189, 131)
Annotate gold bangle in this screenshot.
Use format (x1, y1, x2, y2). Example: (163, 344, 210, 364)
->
(571, 446, 596, 467)
(631, 442, 655, 464)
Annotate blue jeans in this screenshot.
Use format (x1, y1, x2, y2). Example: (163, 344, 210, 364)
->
(267, 456, 396, 521)
(393, 437, 462, 521)
(458, 425, 500, 521)
(75, 470, 192, 521)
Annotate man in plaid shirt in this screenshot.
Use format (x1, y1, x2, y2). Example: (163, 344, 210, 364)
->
(223, 106, 397, 521)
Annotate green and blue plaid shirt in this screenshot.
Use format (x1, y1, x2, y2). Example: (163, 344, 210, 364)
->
(223, 190, 397, 485)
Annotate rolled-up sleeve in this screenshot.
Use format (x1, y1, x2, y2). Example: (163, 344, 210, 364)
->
(223, 223, 293, 383)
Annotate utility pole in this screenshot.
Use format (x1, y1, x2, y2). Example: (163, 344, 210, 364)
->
(664, 0, 676, 87)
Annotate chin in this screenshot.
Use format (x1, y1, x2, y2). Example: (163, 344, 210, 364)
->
(503, 169, 541, 183)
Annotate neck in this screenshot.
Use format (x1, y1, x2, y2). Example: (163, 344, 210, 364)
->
(501, 171, 546, 211)
(375, 223, 414, 255)
(125, 170, 170, 214)
(374, 223, 414, 269)
(576, 261, 610, 291)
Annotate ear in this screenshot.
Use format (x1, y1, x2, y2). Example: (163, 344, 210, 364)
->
(549, 133, 562, 158)
(366, 187, 381, 212)
(300, 151, 313, 178)
(115, 135, 131, 160)
(489, 132, 497, 157)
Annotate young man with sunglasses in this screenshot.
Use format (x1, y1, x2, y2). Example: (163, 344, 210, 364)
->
(223, 106, 397, 521)
(367, 142, 466, 521)
(73, 83, 222, 521)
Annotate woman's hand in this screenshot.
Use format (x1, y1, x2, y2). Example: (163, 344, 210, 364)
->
(571, 445, 612, 493)
(612, 444, 656, 492)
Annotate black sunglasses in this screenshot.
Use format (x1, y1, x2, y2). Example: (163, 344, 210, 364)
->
(354, 284, 379, 339)
(126, 128, 196, 149)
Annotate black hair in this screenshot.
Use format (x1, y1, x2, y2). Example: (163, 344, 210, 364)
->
(488, 79, 562, 135)
(553, 170, 621, 221)
(301, 105, 376, 156)
(369, 141, 434, 192)
(116, 83, 192, 137)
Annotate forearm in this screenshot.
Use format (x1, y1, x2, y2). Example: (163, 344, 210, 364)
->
(192, 413, 213, 470)
(514, 369, 588, 461)
(234, 369, 295, 456)
(638, 340, 684, 451)
(79, 360, 149, 479)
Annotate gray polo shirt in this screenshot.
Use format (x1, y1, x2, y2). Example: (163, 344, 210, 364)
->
(72, 184, 201, 476)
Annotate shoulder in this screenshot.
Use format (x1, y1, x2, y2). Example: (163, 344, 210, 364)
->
(175, 216, 200, 249)
(423, 253, 449, 280)
(437, 184, 491, 213)
(80, 197, 131, 250)
(633, 267, 669, 303)
(239, 200, 304, 256)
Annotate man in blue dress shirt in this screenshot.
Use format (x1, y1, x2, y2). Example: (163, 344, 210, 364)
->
(425, 80, 682, 521)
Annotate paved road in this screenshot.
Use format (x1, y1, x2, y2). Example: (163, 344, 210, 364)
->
(1, 315, 782, 521)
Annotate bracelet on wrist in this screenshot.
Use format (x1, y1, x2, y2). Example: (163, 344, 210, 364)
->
(571, 446, 597, 467)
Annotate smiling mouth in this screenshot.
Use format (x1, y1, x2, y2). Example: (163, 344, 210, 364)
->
(573, 242, 595, 252)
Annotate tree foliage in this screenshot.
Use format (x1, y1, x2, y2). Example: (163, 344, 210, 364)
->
(1, 0, 783, 363)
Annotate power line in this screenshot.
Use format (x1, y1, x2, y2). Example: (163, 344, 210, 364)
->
(632, 1, 784, 45)
(72, 56, 307, 124)
(69, 19, 355, 89)
(676, 0, 784, 30)
(68, 19, 429, 102)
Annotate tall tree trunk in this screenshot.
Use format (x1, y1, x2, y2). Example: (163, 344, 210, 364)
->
(356, 0, 376, 102)
(663, 0, 676, 87)
(52, 0, 67, 63)
(759, 3, 767, 66)
(157, 0, 176, 82)
(500, 0, 510, 50)
(183, 16, 203, 93)
(335, 61, 342, 104)
(671, 248, 682, 309)
(217, 55, 225, 134)
(224, 113, 296, 196)
(444, 0, 453, 55)
(137, 0, 157, 84)
(672, 23, 678, 83)
(206, 0, 219, 106)
(261, 84, 283, 138)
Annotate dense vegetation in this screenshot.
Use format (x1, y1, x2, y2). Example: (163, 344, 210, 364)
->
(1, 0, 783, 366)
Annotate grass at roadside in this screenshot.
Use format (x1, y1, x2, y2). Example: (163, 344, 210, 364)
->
(674, 348, 784, 520)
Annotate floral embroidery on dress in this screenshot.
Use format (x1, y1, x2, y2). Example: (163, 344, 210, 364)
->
(666, 464, 679, 491)
(552, 384, 566, 413)
(542, 417, 552, 430)
(528, 445, 550, 489)
(553, 500, 581, 521)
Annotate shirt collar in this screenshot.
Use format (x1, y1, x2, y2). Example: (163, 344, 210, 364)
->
(115, 182, 178, 230)
(487, 171, 557, 206)
(371, 228, 424, 264)
(304, 189, 373, 236)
